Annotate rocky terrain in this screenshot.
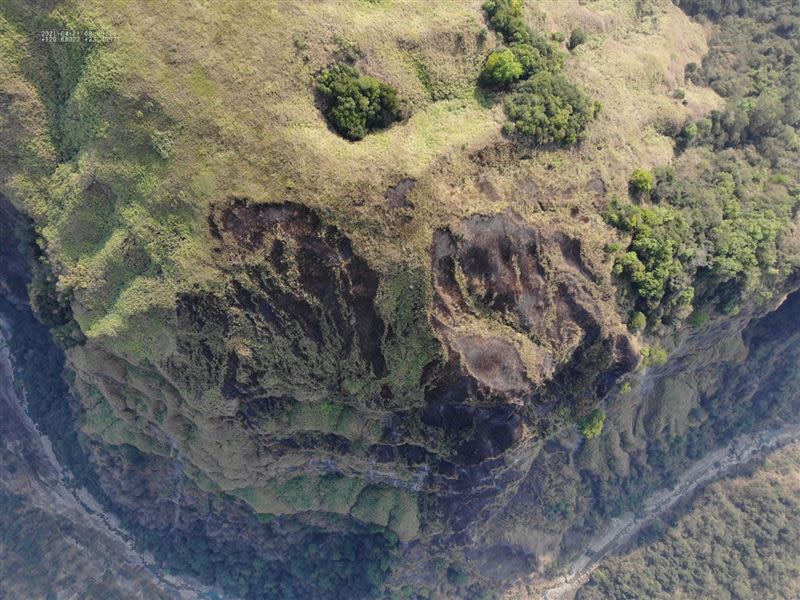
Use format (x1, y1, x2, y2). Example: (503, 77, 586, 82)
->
(0, 0, 798, 598)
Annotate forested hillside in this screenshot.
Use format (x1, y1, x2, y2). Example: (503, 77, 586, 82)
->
(577, 441, 800, 599)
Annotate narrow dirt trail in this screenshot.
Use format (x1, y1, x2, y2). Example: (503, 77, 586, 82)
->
(530, 422, 800, 600)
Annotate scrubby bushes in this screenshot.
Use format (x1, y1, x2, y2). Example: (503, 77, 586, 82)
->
(503, 72, 600, 145)
(316, 63, 402, 140)
(483, 0, 531, 42)
(579, 409, 606, 439)
(628, 311, 647, 332)
(568, 27, 587, 50)
(480, 48, 523, 86)
(480, 0, 598, 146)
(629, 168, 655, 195)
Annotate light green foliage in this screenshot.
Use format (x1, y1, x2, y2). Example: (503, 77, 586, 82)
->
(480, 48, 523, 86)
(641, 344, 668, 366)
(316, 63, 403, 140)
(679, 120, 698, 146)
(509, 41, 561, 79)
(643, 0, 800, 316)
(690, 311, 706, 327)
(578, 409, 606, 439)
(379, 270, 441, 403)
(628, 311, 647, 331)
(606, 199, 691, 305)
(482, 0, 527, 41)
(149, 129, 174, 159)
(629, 168, 655, 194)
(350, 486, 420, 541)
(44, 21, 123, 158)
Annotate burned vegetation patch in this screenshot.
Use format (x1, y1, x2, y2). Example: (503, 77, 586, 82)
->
(169, 199, 389, 407)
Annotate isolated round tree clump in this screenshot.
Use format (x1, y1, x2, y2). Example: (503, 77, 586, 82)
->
(480, 48, 524, 87)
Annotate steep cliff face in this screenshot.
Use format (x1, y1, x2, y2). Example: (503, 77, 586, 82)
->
(62, 201, 639, 550)
(1, 0, 798, 598)
(4, 189, 799, 598)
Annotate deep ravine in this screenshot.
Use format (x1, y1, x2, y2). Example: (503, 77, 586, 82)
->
(0, 315, 226, 600)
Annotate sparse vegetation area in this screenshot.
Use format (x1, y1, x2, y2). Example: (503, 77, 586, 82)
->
(641, 344, 668, 366)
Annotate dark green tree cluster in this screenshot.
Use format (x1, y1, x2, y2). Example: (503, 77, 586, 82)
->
(676, 0, 796, 19)
(567, 27, 587, 51)
(316, 63, 403, 141)
(0, 296, 99, 493)
(480, 0, 599, 145)
(503, 72, 599, 146)
(606, 152, 796, 325)
(141, 524, 398, 600)
(605, 200, 693, 314)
